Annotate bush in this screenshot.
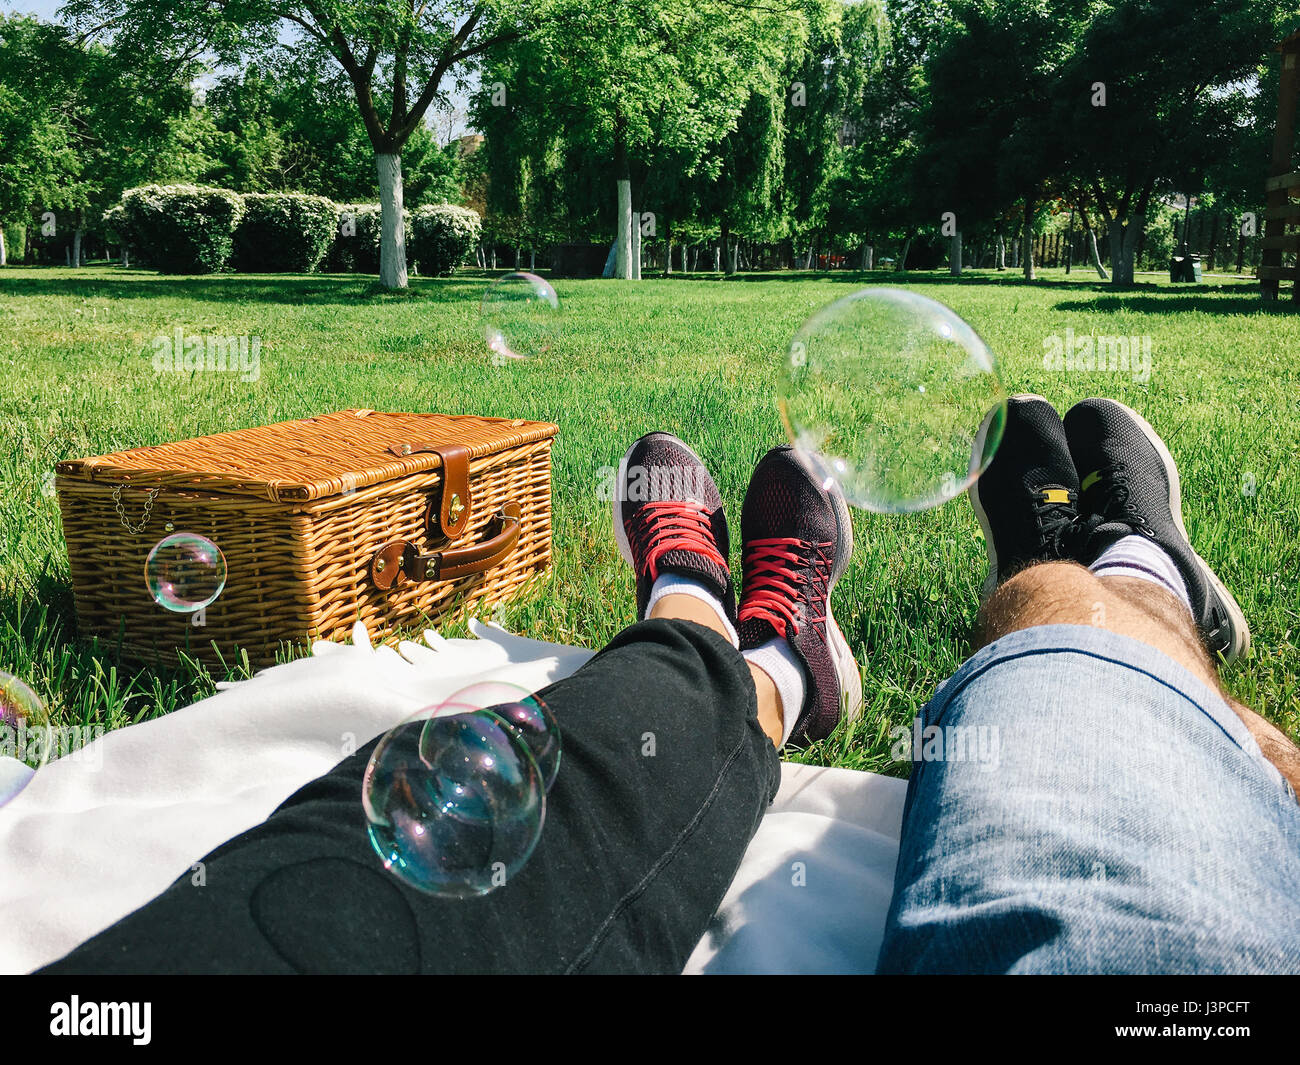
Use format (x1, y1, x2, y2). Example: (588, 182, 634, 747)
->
(120, 185, 244, 273)
(232, 192, 338, 273)
(410, 203, 481, 276)
(325, 203, 418, 274)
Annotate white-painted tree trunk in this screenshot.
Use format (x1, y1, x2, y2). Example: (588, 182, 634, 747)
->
(897, 238, 911, 271)
(615, 179, 632, 279)
(377, 153, 408, 289)
(1086, 226, 1108, 279)
(0, 229, 6, 267)
(122, 246, 130, 268)
(1022, 228, 1035, 281)
(949, 232, 962, 275)
(862, 244, 874, 270)
(1106, 215, 1141, 285)
(73, 226, 83, 268)
(996, 234, 1006, 270)
(529, 249, 535, 270)
(712, 244, 721, 271)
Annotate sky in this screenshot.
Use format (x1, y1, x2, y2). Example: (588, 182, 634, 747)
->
(2, 0, 475, 141)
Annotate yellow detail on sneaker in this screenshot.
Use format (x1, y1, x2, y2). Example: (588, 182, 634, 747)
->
(1080, 470, 1102, 492)
(1040, 488, 1072, 504)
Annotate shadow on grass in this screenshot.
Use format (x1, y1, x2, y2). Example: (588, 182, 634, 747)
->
(0, 270, 497, 306)
(1053, 292, 1294, 316)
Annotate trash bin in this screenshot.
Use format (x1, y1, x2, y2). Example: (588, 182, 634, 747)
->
(1170, 245, 1202, 283)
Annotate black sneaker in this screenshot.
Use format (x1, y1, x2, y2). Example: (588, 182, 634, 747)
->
(1063, 398, 1250, 662)
(737, 446, 862, 746)
(613, 432, 735, 623)
(968, 394, 1081, 598)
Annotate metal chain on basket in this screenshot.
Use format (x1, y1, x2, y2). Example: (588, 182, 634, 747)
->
(113, 484, 161, 534)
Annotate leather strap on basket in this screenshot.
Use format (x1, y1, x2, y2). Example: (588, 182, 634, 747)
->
(370, 503, 522, 590)
(387, 441, 472, 540)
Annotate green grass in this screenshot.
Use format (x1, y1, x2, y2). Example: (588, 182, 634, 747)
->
(3, 264, 1298, 773)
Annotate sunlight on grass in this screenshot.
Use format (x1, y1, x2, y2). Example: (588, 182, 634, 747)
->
(3, 265, 1298, 772)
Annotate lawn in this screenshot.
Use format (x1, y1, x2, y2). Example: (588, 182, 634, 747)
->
(2, 264, 1298, 773)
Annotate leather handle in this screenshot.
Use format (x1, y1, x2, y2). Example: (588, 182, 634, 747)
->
(371, 503, 522, 590)
(387, 441, 472, 539)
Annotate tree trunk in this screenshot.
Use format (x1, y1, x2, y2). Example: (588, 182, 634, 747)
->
(0, 228, 6, 267)
(1107, 215, 1143, 286)
(529, 248, 535, 270)
(949, 231, 963, 275)
(1084, 222, 1107, 279)
(122, 245, 130, 268)
(712, 243, 721, 271)
(1236, 230, 1245, 274)
(615, 179, 633, 279)
(377, 153, 408, 289)
(73, 209, 85, 267)
(664, 218, 673, 277)
(1207, 213, 1219, 272)
(996, 233, 1006, 271)
(897, 234, 912, 271)
(1022, 200, 1035, 281)
(720, 221, 733, 276)
(861, 243, 873, 270)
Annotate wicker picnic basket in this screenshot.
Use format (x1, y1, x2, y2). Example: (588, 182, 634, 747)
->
(54, 409, 559, 669)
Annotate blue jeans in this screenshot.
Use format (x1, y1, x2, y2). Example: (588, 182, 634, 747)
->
(878, 624, 1300, 974)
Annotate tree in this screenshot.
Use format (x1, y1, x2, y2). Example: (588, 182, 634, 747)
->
(1059, 0, 1298, 285)
(63, 0, 522, 287)
(480, 0, 802, 279)
(0, 16, 83, 264)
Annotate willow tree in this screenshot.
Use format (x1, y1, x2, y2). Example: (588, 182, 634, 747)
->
(63, 0, 521, 287)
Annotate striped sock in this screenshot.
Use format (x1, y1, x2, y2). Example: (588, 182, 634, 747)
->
(1089, 534, 1192, 615)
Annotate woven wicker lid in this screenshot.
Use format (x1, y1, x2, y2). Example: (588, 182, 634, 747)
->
(56, 409, 559, 502)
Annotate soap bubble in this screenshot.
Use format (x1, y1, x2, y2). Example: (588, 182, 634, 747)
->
(444, 681, 561, 793)
(362, 706, 544, 898)
(0, 671, 53, 770)
(145, 533, 227, 612)
(481, 272, 560, 362)
(778, 288, 1007, 512)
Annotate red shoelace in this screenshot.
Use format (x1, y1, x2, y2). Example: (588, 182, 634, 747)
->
(739, 537, 832, 638)
(627, 500, 727, 581)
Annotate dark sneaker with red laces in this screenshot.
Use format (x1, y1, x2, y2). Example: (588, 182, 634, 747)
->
(969, 394, 1081, 598)
(737, 445, 861, 746)
(613, 432, 735, 623)
(1064, 397, 1250, 662)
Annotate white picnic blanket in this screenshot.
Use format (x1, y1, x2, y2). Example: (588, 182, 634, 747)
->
(0, 622, 905, 974)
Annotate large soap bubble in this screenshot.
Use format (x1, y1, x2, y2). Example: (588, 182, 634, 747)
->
(778, 288, 1007, 512)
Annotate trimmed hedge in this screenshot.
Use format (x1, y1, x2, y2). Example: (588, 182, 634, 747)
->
(120, 185, 244, 274)
(233, 192, 338, 273)
(410, 204, 481, 276)
(324, 203, 416, 274)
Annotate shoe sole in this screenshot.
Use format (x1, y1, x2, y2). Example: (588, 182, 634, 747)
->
(1094, 399, 1251, 662)
(821, 483, 863, 723)
(797, 450, 864, 727)
(969, 394, 1051, 600)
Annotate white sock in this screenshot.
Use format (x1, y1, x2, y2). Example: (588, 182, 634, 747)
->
(742, 638, 806, 748)
(647, 575, 738, 646)
(1089, 534, 1192, 615)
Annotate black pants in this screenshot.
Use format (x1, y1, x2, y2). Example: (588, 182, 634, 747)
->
(39, 620, 780, 975)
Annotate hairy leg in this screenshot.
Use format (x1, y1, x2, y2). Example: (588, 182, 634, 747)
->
(978, 562, 1300, 794)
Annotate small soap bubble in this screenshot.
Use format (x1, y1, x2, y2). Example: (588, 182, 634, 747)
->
(145, 533, 227, 613)
(481, 272, 560, 362)
(445, 681, 561, 793)
(0, 671, 54, 772)
(362, 706, 544, 898)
